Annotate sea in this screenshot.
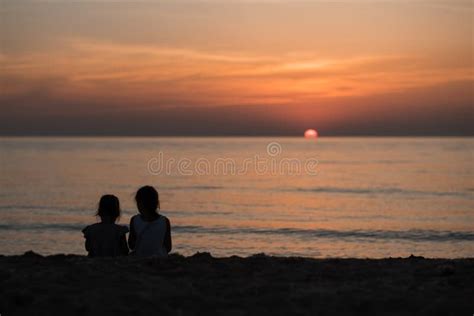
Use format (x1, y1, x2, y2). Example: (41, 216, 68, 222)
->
(0, 137, 472, 258)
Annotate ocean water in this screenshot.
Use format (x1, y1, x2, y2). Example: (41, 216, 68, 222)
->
(0, 137, 472, 258)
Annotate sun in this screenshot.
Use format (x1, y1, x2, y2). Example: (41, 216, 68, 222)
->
(304, 129, 318, 139)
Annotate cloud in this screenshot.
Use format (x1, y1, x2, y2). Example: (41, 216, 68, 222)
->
(2, 38, 472, 109)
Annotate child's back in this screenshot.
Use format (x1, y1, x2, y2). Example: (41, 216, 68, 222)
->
(83, 222, 129, 257)
(83, 194, 129, 257)
(130, 214, 169, 257)
(129, 186, 172, 257)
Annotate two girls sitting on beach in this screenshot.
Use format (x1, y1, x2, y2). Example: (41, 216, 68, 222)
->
(82, 185, 172, 257)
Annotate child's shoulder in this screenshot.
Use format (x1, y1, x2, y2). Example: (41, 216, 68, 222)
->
(113, 223, 129, 235)
(158, 212, 169, 220)
(82, 223, 100, 235)
(130, 214, 141, 225)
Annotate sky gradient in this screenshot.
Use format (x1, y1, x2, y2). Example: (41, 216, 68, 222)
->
(1, 0, 472, 136)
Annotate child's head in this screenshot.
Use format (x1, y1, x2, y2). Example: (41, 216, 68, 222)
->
(135, 186, 160, 216)
(97, 194, 121, 222)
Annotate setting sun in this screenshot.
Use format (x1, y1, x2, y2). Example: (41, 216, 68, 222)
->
(304, 129, 318, 139)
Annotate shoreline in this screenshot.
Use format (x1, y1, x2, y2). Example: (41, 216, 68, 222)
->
(1, 252, 473, 315)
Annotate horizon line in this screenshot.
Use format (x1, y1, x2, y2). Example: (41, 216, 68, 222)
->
(1, 134, 473, 138)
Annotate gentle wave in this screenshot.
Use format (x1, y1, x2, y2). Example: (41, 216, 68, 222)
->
(283, 187, 472, 198)
(173, 226, 474, 241)
(319, 160, 411, 165)
(1, 223, 472, 242)
(0, 223, 85, 231)
(164, 185, 225, 191)
(151, 185, 472, 199)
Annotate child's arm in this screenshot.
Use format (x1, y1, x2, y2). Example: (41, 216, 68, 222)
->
(82, 227, 92, 255)
(128, 217, 136, 250)
(84, 237, 91, 254)
(164, 217, 172, 253)
(119, 234, 129, 256)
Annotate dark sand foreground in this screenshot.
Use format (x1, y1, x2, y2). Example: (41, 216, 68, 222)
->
(1, 252, 473, 316)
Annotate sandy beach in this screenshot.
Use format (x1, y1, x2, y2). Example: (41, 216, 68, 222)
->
(1, 251, 472, 315)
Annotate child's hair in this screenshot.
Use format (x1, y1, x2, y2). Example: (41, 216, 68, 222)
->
(96, 194, 121, 220)
(135, 186, 160, 214)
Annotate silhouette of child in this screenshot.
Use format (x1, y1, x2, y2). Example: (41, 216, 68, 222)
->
(82, 194, 129, 257)
(128, 186, 172, 257)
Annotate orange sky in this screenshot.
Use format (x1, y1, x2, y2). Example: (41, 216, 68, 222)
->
(0, 0, 472, 135)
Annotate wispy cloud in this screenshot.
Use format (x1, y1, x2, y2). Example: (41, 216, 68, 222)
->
(1, 38, 472, 107)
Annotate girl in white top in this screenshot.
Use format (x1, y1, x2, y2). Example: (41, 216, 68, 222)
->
(128, 186, 172, 257)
